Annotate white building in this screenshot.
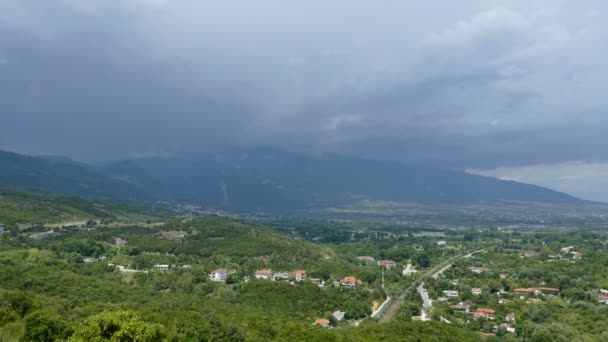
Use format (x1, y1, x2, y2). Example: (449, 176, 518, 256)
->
(210, 268, 228, 282)
(443, 290, 459, 298)
(153, 264, 169, 271)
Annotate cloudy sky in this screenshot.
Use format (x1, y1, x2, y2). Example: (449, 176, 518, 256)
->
(1, 1, 607, 200)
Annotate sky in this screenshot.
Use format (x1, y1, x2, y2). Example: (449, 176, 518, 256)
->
(1, 1, 607, 200)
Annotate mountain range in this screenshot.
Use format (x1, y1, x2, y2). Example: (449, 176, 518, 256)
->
(0, 149, 587, 212)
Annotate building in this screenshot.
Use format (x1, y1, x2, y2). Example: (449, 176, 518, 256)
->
(153, 264, 169, 271)
(340, 276, 362, 288)
(499, 274, 508, 279)
(273, 272, 289, 281)
(513, 287, 559, 295)
(472, 288, 482, 296)
(293, 270, 306, 281)
(0, 224, 4, 233)
(527, 298, 542, 304)
(597, 295, 608, 305)
(314, 318, 330, 328)
(469, 267, 490, 273)
(357, 256, 375, 263)
(378, 260, 396, 269)
(437, 241, 447, 246)
(561, 246, 574, 253)
(443, 290, 459, 298)
(450, 301, 473, 312)
(332, 311, 345, 321)
(255, 269, 273, 280)
(471, 308, 495, 320)
(210, 269, 228, 282)
(505, 313, 516, 323)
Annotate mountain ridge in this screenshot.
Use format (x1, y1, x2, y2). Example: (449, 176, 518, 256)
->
(0, 149, 589, 211)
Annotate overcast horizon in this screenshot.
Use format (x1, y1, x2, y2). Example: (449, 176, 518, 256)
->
(1, 1, 608, 201)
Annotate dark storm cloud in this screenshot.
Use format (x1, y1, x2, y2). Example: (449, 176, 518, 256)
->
(1, 0, 608, 168)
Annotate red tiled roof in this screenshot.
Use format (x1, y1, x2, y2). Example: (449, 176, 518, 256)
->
(256, 269, 272, 275)
(314, 318, 330, 325)
(477, 308, 495, 314)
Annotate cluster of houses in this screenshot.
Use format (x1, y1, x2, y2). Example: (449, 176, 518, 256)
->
(450, 301, 516, 333)
(313, 311, 346, 328)
(208, 268, 366, 289)
(512, 287, 560, 295)
(449, 301, 498, 320)
(356, 256, 397, 269)
(503, 249, 539, 258)
(255, 269, 307, 282)
(560, 246, 583, 259)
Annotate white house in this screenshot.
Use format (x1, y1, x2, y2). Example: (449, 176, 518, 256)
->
(443, 290, 459, 298)
(255, 269, 273, 280)
(154, 264, 169, 271)
(472, 288, 482, 296)
(210, 268, 228, 282)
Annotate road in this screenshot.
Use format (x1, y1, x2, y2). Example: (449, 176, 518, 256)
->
(376, 248, 485, 323)
(417, 282, 432, 321)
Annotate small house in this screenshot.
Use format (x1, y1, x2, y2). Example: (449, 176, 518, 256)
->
(210, 269, 228, 282)
(255, 269, 273, 280)
(469, 267, 490, 274)
(472, 288, 482, 296)
(378, 260, 396, 269)
(357, 256, 375, 263)
(340, 276, 362, 288)
(154, 264, 170, 271)
(314, 318, 330, 328)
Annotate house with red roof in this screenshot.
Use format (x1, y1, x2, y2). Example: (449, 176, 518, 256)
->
(340, 276, 362, 288)
(314, 318, 330, 328)
(255, 269, 273, 280)
(470, 308, 495, 320)
(378, 260, 396, 269)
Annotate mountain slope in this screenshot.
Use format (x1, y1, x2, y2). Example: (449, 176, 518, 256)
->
(0, 150, 148, 202)
(97, 149, 586, 210)
(0, 149, 586, 211)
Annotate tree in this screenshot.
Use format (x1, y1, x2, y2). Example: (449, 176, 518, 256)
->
(68, 311, 165, 342)
(22, 310, 68, 342)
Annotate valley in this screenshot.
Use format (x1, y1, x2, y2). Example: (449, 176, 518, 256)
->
(0, 190, 607, 341)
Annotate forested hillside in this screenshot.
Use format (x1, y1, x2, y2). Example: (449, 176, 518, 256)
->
(0, 149, 587, 213)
